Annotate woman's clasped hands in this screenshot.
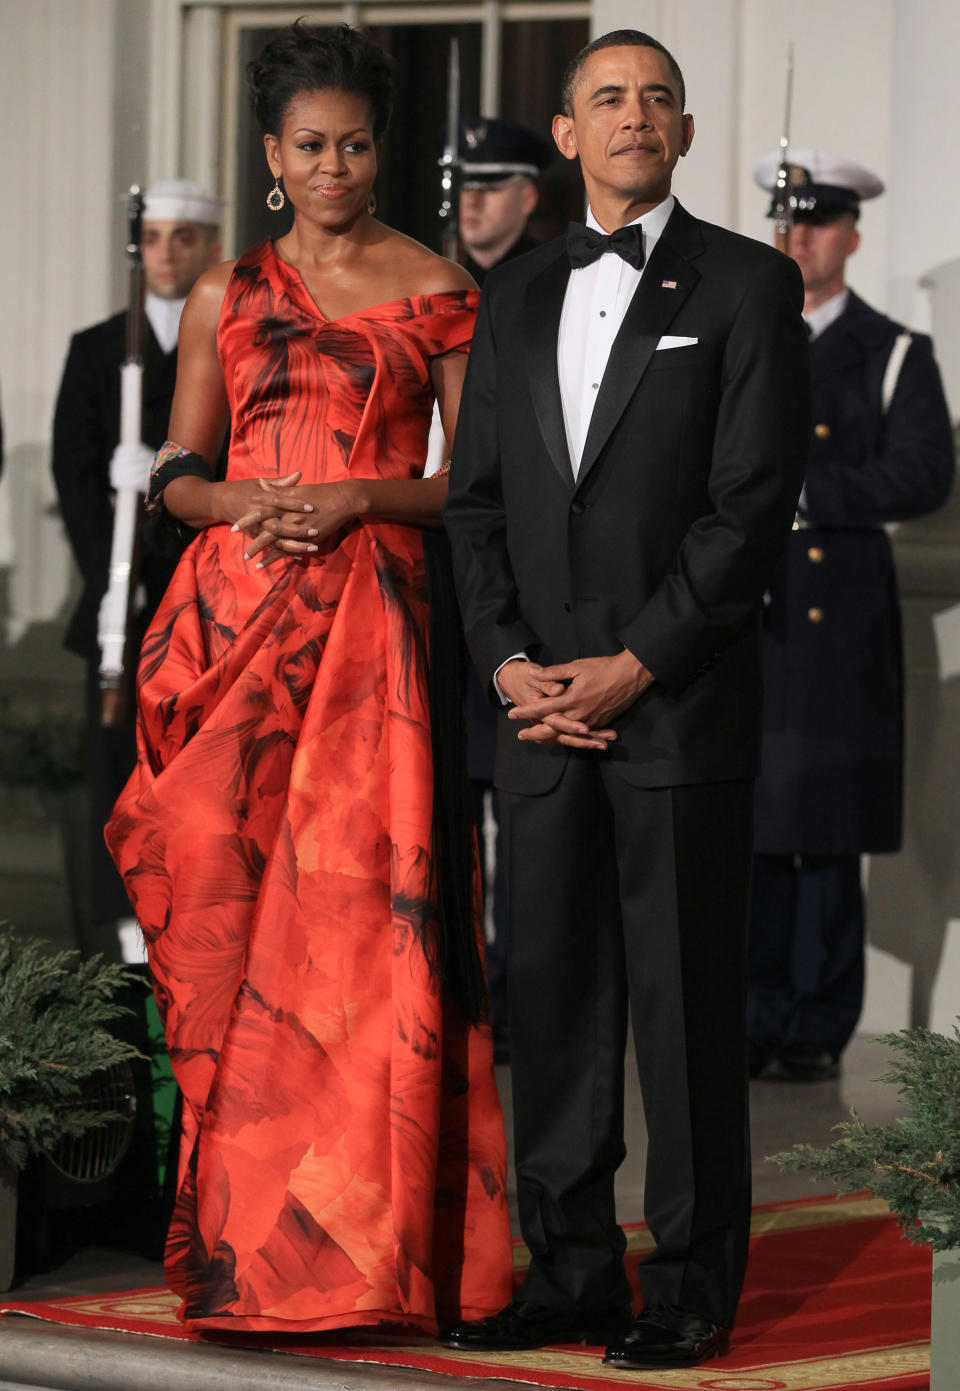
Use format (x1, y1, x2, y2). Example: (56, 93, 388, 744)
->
(228, 470, 362, 567)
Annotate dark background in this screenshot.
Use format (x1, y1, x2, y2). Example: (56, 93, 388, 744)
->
(236, 19, 588, 256)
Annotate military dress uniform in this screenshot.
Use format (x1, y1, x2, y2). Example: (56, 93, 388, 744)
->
(748, 153, 955, 1075)
(457, 118, 553, 1045)
(53, 312, 186, 930)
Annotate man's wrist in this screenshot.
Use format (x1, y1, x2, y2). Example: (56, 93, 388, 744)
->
(493, 654, 529, 704)
(617, 645, 651, 693)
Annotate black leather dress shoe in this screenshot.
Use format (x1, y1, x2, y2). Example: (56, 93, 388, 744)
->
(603, 1304, 729, 1368)
(765, 1044, 840, 1082)
(439, 1298, 632, 1351)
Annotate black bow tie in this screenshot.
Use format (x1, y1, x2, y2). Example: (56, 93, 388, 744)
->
(567, 222, 645, 271)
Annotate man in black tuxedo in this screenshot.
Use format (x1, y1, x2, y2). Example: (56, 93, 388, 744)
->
(442, 30, 810, 1371)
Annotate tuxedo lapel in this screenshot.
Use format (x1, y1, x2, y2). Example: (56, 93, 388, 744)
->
(577, 204, 703, 487)
(523, 246, 574, 489)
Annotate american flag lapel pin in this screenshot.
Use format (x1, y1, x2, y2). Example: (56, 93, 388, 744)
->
(661, 279, 678, 290)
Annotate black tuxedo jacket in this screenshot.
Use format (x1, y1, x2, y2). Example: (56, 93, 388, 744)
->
(52, 312, 181, 658)
(445, 200, 811, 793)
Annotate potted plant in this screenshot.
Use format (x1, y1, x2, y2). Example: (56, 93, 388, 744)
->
(771, 1023, 960, 1390)
(0, 699, 89, 944)
(0, 701, 85, 794)
(0, 924, 142, 1291)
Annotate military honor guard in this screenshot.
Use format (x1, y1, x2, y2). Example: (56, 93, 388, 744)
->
(749, 150, 956, 1081)
(52, 179, 223, 957)
(458, 116, 554, 282)
(456, 116, 554, 1056)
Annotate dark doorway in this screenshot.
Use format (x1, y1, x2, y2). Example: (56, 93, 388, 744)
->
(233, 16, 588, 257)
(499, 19, 588, 242)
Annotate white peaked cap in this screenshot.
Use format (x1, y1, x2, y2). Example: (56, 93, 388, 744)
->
(144, 179, 224, 225)
(752, 149, 885, 201)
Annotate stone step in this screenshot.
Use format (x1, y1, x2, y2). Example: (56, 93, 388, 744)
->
(0, 1317, 527, 1391)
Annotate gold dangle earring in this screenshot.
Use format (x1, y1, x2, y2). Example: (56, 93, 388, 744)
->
(266, 175, 285, 212)
(366, 191, 377, 215)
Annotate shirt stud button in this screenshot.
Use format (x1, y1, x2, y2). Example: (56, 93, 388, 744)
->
(599, 310, 606, 317)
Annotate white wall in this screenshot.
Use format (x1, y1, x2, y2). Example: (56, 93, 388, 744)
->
(735, 0, 893, 314)
(0, 0, 118, 639)
(888, 3, 960, 403)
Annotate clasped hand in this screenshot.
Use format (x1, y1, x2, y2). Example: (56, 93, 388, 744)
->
(501, 650, 654, 750)
(226, 472, 357, 567)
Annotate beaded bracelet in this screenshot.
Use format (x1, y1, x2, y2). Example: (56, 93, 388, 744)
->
(145, 440, 213, 516)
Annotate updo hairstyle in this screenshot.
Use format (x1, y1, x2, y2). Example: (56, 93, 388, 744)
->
(247, 21, 396, 139)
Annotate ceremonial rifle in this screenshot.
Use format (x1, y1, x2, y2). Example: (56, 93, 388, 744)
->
(770, 43, 797, 253)
(99, 185, 145, 726)
(437, 37, 461, 260)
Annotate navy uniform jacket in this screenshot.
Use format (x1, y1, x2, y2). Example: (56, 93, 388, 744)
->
(461, 232, 537, 784)
(755, 290, 955, 855)
(52, 312, 183, 660)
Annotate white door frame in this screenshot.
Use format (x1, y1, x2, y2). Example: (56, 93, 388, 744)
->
(148, 0, 588, 253)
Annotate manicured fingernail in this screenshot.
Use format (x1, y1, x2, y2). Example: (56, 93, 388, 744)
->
(302, 504, 314, 512)
(306, 544, 318, 551)
(307, 528, 318, 537)
(256, 561, 265, 569)
(231, 523, 239, 532)
(243, 552, 250, 559)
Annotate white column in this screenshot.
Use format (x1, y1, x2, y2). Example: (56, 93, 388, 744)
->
(888, 0, 960, 409)
(181, 5, 223, 197)
(147, 0, 184, 183)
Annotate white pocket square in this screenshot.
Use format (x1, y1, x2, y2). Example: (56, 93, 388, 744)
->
(655, 335, 699, 350)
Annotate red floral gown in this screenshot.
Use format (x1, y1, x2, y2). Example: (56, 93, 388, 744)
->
(106, 241, 512, 1334)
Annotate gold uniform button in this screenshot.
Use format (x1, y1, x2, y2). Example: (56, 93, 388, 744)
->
(807, 546, 825, 563)
(814, 423, 831, 439)
(808, 606, 824, 623)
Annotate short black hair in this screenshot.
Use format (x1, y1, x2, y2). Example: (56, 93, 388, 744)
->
(561, 29, 686, 116)
(247, 21, 395, 139)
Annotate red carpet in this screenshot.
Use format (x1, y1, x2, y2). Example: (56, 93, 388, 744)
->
(0, 1194, 931, 1389)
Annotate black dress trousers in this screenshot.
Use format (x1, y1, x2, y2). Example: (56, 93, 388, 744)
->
(503, 757, 754, 1328)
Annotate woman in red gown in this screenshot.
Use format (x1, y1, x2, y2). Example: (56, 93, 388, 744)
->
(106, 22, 512, 1335)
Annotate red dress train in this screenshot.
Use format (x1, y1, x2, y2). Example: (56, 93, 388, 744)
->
(106, 242, 512, 1333)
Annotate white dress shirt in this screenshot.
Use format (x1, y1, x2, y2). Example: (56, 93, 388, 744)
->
(146, 292, 187, 355)
(558, 195, 675, 476)
(495, 195, 675, 698)
(803, 287, 848, 342)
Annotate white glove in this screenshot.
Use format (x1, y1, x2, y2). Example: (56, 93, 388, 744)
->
(109, 441, 155, 493)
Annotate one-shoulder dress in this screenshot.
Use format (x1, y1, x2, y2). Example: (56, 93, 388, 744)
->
(105, 241, 512, 1334)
